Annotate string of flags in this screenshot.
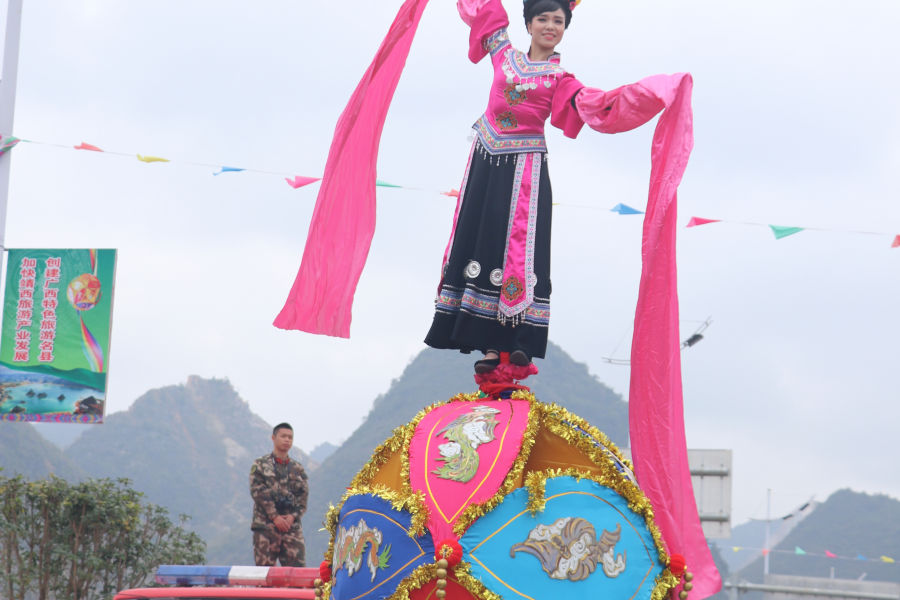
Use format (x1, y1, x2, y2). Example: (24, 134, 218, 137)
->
(2, 135, 460, 196)
(685, 215, 899, 249)
(727, 546, 897, 564)
(2, 134, 896, 248)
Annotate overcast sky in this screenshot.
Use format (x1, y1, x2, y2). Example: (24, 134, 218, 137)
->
(1, 0, 898, 528)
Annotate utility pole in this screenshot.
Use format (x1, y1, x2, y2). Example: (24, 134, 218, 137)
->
(0, 0, 25, 252)
(764, 488, 772, 576)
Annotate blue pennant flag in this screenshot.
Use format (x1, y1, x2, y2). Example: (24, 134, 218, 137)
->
(857, 553, 868, 561)
(610, 203, 645, 215)
(213, 167, 245, 176)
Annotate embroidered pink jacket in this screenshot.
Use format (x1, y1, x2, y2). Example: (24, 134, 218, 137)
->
(459, 0, 586, 154)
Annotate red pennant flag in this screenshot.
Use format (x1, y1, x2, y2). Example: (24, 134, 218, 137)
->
(762, 549, 771, 556)
(442, 189, 460, 198)
(892, 235, 900, 248)
(74, 142, 103, 152)
(826, 551, 837, 558)
(686, 216, 720, 228)
(285, 176, 321, 189)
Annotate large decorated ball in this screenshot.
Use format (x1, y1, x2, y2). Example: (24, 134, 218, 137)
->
(321, 390, 680, 600)
(66, 273, 102, 311)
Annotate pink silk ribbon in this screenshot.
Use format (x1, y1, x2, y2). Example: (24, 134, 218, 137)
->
(274, 0, 431, 337)
(579, 74, 722, 600)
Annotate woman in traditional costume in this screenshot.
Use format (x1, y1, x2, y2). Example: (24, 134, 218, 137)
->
(274, 0, 709, 589)
(424, 0, 599, 373)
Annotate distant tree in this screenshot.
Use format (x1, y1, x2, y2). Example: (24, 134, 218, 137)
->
(0, 472, 205, 600)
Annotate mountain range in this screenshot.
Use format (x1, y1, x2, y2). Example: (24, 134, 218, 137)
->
(2, 343, 898, 588)
(0, 342, 626, 564)
(0, 376, 317, 565)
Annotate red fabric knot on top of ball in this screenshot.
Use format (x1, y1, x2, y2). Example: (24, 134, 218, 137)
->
(319, 560, 332, 583)
(435, 538, 463, 567)
(668, 553, 686, 577)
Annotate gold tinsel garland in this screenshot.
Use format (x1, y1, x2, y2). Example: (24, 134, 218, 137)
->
(385, 563, 438, 600)
(523, 469, 551, 516)
(452, 390, 542, 536)
(453, 562, 504, 600)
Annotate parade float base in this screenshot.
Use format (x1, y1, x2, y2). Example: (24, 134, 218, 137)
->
(317, 382, 685, 600)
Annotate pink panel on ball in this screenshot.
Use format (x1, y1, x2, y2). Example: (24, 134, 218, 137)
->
(409, 399, 531, 542)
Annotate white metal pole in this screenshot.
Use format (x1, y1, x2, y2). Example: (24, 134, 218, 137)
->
(764, 488, 771, 576)
(0, 0, 25, 252)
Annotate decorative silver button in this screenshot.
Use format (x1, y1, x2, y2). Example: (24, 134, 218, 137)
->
(442, 263, 449, 278)
(490, 269, 503, 286)
(464, 261, 481, 279)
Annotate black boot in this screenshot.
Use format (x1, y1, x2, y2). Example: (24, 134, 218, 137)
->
(474, 350, 500, 374)
(509, 350, 531, 366)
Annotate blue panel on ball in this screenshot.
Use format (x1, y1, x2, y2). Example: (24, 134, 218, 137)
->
(460, 476, 664, 600)
(331, 494, 435, 600)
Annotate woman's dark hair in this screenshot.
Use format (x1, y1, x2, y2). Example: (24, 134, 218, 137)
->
(523, 0, 572, 30)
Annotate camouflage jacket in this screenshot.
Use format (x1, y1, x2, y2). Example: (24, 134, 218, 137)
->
(250, 453, 309, 531)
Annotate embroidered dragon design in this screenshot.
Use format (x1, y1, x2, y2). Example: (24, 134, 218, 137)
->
(432, 405, 502, 483)
(510, 517, 627, 581)
(333, 519, 391, 582)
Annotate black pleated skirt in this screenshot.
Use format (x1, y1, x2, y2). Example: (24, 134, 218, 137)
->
(424, 145, 552, 360)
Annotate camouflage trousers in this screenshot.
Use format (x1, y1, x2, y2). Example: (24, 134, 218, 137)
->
(253, 527, 306, 567)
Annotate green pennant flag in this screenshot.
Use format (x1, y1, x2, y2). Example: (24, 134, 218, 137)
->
(795, 546, 807, 555)
(376, 179, 402, 188)
(770, 225, 805, 239)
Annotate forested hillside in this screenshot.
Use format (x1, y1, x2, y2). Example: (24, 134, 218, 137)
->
(0, 419, 86, 481)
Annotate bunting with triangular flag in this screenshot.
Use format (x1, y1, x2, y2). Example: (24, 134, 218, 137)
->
(5, 133, 900, 253)
(214, 167, 244, 176)
(285, 176, 321, 189)
(724, 546, 899, 564)
(74, 142, 103, 152)
(686, 216, 720, 227)
(770, 225, 805, 240)
(610, 203, 645, 215)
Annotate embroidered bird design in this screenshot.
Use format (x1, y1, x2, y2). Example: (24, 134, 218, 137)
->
(432, 406, 502, 483)
(510, 518, 627, 581)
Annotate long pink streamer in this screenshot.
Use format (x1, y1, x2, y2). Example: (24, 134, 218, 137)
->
(579, 74, 721, 599)
(274, 0, 430, 337)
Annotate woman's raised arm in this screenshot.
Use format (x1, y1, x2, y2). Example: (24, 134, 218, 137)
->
(458, 0, 509, 63)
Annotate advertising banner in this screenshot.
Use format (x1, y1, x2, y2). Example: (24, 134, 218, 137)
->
(0, 249, 117, 423)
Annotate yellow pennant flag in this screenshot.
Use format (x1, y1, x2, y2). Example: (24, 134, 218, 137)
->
(733, 547, 744, 553)
(881, 556, 896, 563)
(137, 154, 170, 163)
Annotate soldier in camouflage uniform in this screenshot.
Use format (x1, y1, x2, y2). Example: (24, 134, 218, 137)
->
(250, 422, 309, 567)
